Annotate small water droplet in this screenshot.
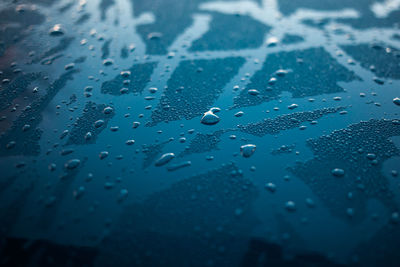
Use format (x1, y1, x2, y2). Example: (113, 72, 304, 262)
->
(99, 151, 109, 160)
(65, 159, 80, 170)
(285, 201, 296, 212)
(332, 168, 345, 177)
(49, 24, 65, 36)
(248, 89, 260, 96)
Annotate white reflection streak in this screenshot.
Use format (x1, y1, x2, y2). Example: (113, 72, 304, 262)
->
(371, 0, 400, 18)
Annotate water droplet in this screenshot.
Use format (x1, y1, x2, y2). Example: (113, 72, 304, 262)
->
(234, 111, 244, 117)
(265, 182, 276, 192)
(201, 107, 220, 125)
(64, 63, 75, 70)
(306, 198, 315, 208)
(104, 182, 114, 190)
(275, 69, 288, 77)
(99, 151, 109, 160)
(147, 32, 162, 40)
(65, 159, 80, 170)
(373, 77, 384, 85)
(126, 139, 135, 145)
(332, 168, 345, 177)
(285, 201, 296, 212)
(248, 89, 260, 96)
(103, 106, 113, 114)
(167, 52, 175, 58)
(85, 132, 92, 141)
(155, 153, 175, 166)
(6, 141, 16, 149)
(268, 77, 277, 85)
(49, 24, 65, 36)
(22, 124, 31, 132)
(266, 37, 278, 47)
(102, 58, 114, 66)
(94, 119, 104, 128)
(149, 87, 158, 93)
(393, 97, 400, 106)
(120, 71, 131, 78)
(240, 144, 256, 158)
(132, 121, 140, 128)
(48, 163, 56, 171)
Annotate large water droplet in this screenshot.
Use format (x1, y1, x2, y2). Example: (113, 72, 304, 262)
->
(155, 153, 175, 166)
(240, 144, 256, 158)
(201, 107, 220, 125)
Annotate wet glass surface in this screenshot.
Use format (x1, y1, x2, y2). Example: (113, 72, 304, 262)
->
(0, 0, 400, 266)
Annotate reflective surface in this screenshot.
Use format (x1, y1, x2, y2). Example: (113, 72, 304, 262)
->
(0, 0, 400, 266)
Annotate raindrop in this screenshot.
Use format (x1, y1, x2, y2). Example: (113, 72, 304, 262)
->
(6, 141, 16, 149)
(120, 71, 131, 78)
(22, 124, 31, 132)
(126, 140, 135, 145)
(99, 151, 109, 160)
(266, 37, 278, 47)
(234, 111, 244, 117)
(155, 153, 175, 166)
(149, 87, 158, 93)
(265, 182, 276, 192)
(285, 201, 296, 212)
(103, 59, 114, 66)
(240, 144, 256, 158)
(248, 89, 260, 96)
(85, 132, 92, 141)
(103, 106, 113, 114)
(49, 24, 65, 36)
(48, 163, 56, 171)
(201, 107, 220, 125)
(65, 159, 80, 170)
(275, 69, 288, 77)
(64, 63, 75, 70)
(94, 119, 104, 128)
(332, 168, 345, 177)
